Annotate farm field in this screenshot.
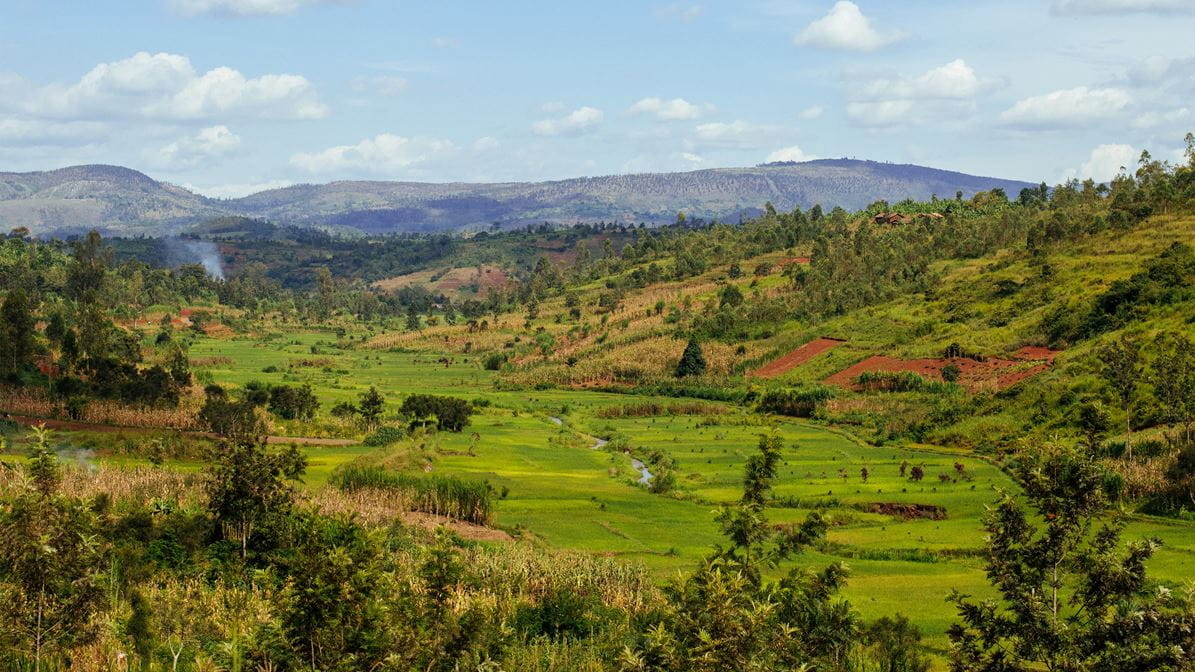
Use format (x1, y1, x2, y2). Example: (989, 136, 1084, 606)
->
(9, 328, 1192, 656)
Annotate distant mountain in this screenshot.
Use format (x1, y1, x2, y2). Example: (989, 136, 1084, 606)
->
(0, 165, 226, 236)
(0, 160, 1036, 236)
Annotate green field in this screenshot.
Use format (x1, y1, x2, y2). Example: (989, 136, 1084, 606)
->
(18, 330, 1175, 654)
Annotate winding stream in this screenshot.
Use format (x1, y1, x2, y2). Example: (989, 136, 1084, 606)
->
(547, 416, 648, 483)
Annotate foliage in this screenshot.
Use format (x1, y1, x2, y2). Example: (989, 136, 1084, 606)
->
(948, 446, 1195, 671)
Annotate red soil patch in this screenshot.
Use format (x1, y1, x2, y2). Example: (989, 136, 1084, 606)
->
(824, 347, 1061, 391)
(750, 337, 845, 378)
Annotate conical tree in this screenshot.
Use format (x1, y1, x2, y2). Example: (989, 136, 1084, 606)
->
(676, 338, 707, 378)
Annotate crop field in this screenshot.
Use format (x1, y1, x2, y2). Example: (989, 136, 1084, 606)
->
(6, 327, 1188, 657)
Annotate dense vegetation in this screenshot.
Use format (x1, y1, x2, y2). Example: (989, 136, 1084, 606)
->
(2, 135, 1195, 670)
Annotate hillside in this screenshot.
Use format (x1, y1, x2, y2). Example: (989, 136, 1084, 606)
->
(0, 165, 225, 235)
(0, 160, 1034, 236)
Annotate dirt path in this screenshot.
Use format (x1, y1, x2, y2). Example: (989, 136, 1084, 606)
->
(1, 414, 358, 446)
(750, 337, 845, 378)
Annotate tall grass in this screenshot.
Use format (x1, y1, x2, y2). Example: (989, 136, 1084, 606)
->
(332, 464, 494, 525)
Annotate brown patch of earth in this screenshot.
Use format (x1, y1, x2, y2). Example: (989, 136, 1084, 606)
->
(869, 502, 947, 520)
(400, 512, 512, 542)
(750, 337, 845, 378)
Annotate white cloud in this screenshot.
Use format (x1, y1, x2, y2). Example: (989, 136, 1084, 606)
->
(847, 59, 989, 127)
(681, 152, 704, 163)
(1132, 107, 1191, 128)
(628, 97, 714, 121)
(473, 136, 499, 152)
(290, 133, 457, 175)
(5, 52, 327, 122)
(799, 105, 824, 120)
(1052, 0, 1193, 14)
(864, 59, 981, 99)
(692, 120, 789, 150)
(351, 75, 409, 97)
(170, 0, 347, 16)
(794, 1, 905, 52)
(654, 3, 702, 22)
(532, 106, 603, 136)
(0, 117, 109, 146)
(149, 125, 241, 170)
(431, 36, 461, 49)
(766, 145, 817, 163)
(185, 179, 294, 199)
(1074, 144, 1136, 182)
(1000, 86, 1131, 128)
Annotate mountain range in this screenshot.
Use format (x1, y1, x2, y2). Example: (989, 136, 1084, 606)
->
(0, 160, 1037, 236)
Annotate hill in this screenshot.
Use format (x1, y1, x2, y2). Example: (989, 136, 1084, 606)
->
(0, 160, 1035, 236)
(0, 164, 226, 235)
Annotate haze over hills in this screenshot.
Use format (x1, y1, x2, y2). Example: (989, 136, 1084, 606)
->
(0, 160, 1036, 236)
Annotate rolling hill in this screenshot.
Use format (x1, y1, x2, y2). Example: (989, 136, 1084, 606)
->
(0, 160, 1036, 236)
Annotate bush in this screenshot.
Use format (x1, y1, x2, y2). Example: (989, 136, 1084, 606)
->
(483, 352, 507, 371)
(400, 394, 474, 432)
(757, 385, 836, 418)
(333, 465, 493, 524)
(363, 426, 405, 446)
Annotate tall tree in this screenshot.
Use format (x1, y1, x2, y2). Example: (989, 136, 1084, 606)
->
(0, 427, 108, 670)
(675, 338, 707, 378)
(1097, 335, 1142, 456)
(65, 230, 109, 303)
(1152, 333, 1195, 445)
(948, 446, 1195, 671)
(0, 289, 35, 377)
(204, 439, 306, 562)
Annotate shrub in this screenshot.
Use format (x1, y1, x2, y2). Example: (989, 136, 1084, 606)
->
(483, 352, 507, 371)
(332, 465, 493, 524)
(363, 426, 405, 446)
(757, 385, 836, 418)
(400, 394, 474, 432)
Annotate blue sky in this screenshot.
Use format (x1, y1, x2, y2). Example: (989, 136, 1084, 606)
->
(1, 0, 1193, 196)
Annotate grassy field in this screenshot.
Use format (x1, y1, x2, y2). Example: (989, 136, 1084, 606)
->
(9, 327, 1191, 657)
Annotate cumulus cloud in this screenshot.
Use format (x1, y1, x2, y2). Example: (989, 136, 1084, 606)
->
(794, 1, 905, 52)
(1132, 107, 1191, 129)
(185, 179, 295, 199)
(692, 120, 789, 150)
(1074, 144, 1136, 182)
(847, 59, 990, 127)
(3, 51, 327, 122)
(0, 117, 109, 146)
(290, 133, 457, 175)
(148, 125, 241, 170)
(628, 97, 714, 121)
(1052, 0, 1193, 14)
(473, 136, 500, 152)
(766, 145, 817, 163)
(799, 105, 825, 120)
(531, 106, 603, 136)
(170, 0, 348, 16)
(1000, 86, 1131, 128)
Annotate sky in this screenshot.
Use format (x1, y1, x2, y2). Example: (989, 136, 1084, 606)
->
(1, 0, 1193, 197)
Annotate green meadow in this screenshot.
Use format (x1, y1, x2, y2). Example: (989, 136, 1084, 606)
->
(27, 330, 1164, 653)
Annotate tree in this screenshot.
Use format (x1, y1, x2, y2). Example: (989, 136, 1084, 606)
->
(0, 289, 35, 377)
(204, 439, 306, 561)
(199, 397, 266, 445)
(618, 434, 853, 671)
(65, 230, 109, 303)
(948, 446, 1195, 671)
(1152, 333, 1195, 446)
(358, 386, 385, 429)
(675, 338, 707, 378)
(0, 428, 108, 670)
(1077, 401, 1111, 454)
(1097, 336, 1142, 456)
